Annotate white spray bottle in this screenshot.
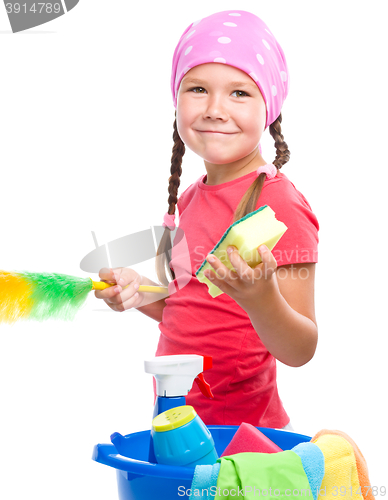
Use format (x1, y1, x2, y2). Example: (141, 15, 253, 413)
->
(145, 354, 214, 463)
(110, 354, 213, 462)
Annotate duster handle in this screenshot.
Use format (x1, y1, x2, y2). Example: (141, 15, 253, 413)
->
(90, 279, 168, 294)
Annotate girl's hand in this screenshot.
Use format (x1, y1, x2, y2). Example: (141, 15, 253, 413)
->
(94, 267, 144, 312)
(204, 245, 277, 312)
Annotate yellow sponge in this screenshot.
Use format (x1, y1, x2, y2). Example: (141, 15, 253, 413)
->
(195, 205, 287, 298)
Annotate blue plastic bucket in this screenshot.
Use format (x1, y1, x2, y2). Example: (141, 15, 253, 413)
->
(92, 425, 311, 500)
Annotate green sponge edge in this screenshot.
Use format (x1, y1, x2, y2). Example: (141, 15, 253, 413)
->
(195, 205, 268, 277)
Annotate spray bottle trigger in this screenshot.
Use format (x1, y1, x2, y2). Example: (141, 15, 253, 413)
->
(202, 356, 212, 371)
(194, 373, 214, 399)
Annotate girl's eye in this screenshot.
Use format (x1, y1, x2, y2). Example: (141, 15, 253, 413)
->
(189, 87, 249, 97)
(232, 90, 249, 97)
(190, 87, 205, 93)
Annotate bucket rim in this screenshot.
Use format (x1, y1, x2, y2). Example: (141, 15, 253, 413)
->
(92, 425, 311, 476)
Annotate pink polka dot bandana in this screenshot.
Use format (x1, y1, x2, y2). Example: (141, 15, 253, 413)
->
(171, 10, 290, 129)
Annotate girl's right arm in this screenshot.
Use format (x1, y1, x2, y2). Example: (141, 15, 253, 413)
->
(94, 268, 169, 323)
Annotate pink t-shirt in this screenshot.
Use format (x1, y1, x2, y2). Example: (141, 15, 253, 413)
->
(155, 170, 319, 428)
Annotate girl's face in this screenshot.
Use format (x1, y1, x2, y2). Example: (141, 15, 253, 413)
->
(176, 63, 267, 171)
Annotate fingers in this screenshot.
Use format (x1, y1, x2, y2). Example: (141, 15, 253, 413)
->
(205, 247, 250, 283)
(95, 268, 122, 300)
(111, 280, 141, 310)
(95, 268, 142, 311)
(98, 267, 116, 283)
(204, 245, 277, 287)
(255, 245, 277, 279)
(226, 246, 251, 281)
(94, 280, 141, 311)
(203, 251, 238, 288)
(98, 267, 127, 285)
(111, 287, 143, 312)
(94, 281, 123, 300)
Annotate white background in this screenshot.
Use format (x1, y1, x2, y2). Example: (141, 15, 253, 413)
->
(1, 0, 387, 498)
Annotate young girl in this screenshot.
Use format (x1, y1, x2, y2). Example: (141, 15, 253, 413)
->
(95, 10, 319, 431)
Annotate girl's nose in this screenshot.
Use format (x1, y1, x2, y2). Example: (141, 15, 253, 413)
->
(203, 95, 229, 120)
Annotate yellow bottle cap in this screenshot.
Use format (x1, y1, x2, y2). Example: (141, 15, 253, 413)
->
(152, 405, 197, 432)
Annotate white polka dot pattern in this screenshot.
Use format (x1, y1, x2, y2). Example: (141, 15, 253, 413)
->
(217, 37, 231, 44)
(170, 9, 290, 128)
(262, 39, 271, 50)
(256, 54, 264, 65)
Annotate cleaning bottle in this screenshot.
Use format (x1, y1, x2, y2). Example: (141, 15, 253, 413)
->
(151, 404, 219, 467)
(144, 354, 214, 463)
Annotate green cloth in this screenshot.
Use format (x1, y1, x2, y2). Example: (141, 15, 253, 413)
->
(214, 451, 312, 499)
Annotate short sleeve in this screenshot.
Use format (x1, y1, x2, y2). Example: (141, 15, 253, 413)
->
(258, 175, 319, 266)
(176, 181, 195, 216)
(177, 193, 185, 214)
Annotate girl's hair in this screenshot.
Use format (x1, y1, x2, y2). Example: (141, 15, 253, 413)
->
(155, 110, 290, 286)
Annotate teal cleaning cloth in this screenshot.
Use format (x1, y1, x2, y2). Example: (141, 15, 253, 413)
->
(292, 442, 325, 500)
(190, 463, 221, 499)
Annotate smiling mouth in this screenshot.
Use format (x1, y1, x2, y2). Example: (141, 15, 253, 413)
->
(196, 131, 236, 135)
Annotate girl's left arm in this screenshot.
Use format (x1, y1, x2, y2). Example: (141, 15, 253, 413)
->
(247, 261, 318, 368)
(204, 245, 318, 367)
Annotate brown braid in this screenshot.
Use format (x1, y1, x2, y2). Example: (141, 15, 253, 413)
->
(156, 112, 290, 285)
(232, 112, 290, 223)
(155, 111, 185, 285)
(268, 113, 290, 170)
